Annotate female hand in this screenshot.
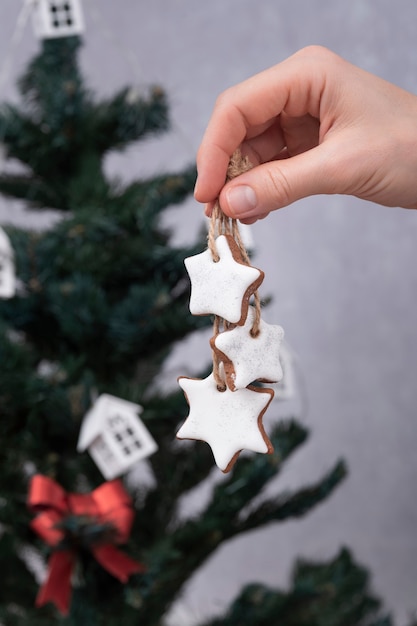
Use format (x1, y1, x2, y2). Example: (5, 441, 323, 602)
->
(194, 46, 417, 223)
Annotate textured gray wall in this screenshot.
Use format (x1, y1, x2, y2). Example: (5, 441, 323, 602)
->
(1, 1, 417, 624)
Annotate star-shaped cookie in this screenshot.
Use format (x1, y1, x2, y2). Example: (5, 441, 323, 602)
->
(184, 234, 264, 325)
(176, 373, 274, 472)
(211, 306, 285, 391)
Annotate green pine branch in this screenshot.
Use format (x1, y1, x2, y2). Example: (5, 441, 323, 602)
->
(0, 37, 171, 213)
(123, 422, 346, 625)
(199, 547, 393, 626)
(90, 85, 169, 153)
(0, 172, 62, 208)
(237, 458, 346, 534)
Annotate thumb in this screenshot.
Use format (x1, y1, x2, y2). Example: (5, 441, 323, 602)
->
(219, 146, 335, 220)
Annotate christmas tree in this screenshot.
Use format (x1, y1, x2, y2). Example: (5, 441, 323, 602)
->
(0, 26, 394, 626)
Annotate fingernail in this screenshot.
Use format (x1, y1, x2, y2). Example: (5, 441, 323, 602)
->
(194, 174, 200, 197)
(226, 185, 257, 217)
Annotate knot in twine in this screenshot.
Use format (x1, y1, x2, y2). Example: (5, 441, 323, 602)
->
(208, 149, 262, 390)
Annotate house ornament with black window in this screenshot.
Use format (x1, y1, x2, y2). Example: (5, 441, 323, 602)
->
(31, 0, 84, 39)
(77, 394, 158, 480)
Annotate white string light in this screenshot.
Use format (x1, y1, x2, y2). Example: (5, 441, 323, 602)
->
(0, 0, 35, 100)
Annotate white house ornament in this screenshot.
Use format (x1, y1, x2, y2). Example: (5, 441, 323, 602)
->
(0, 227, 16, 299)
(31, 0, 85, 40)
(184, 234, 264, 325)
(211, 305, 285, 391)
(176, 373, 274, 473)
(77, 394, 158, 480)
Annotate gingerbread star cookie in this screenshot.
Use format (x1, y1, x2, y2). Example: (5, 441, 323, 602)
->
(176, 373, 274, 472)
(184, 234, 264, 325)
(211, 306, 285, 391)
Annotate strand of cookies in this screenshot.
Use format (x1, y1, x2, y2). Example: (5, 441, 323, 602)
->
(176, 151, 285, 473)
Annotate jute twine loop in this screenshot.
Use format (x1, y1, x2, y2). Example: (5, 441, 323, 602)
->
(208, 150, 253, 261)
(209, 149, 262, 390)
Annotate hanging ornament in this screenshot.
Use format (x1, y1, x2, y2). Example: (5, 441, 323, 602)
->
(211, 305, 284, 391)
(77, 394, 158, 480)
(185, 234, 264, 325)
(0, 226, 16, 299)
(31, 0, 85, 40)
(28, 475, 145, 615)
(177, 373, 274, 473)
(177, 150, 285, 472)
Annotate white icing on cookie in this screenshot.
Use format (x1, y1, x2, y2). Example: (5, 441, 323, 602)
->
(176, 372, 274, 472)
(184, 234, 264, 325)
(212, 306, 285, 390)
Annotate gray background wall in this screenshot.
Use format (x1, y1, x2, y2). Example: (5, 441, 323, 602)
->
(1, 1, 417, 624)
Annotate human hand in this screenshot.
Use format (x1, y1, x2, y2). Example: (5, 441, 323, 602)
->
(194, 46, 417, 224)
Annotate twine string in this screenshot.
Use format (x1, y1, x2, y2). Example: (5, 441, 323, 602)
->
(209, 150, 262, 390)
(207, 149, 253, 260)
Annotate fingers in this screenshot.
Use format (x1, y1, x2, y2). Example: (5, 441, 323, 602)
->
(217, 143, 336, 220)
(241, 118, 286, 167)
(196, 44, 417, 217)
(279, 112, 320, 156)
(195, 45, 333, 203)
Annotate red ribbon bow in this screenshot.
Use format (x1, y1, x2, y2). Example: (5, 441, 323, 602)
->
(28, 474, 145, 615)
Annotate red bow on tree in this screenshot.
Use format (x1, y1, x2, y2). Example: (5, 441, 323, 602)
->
(28, 474, 145, 615)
